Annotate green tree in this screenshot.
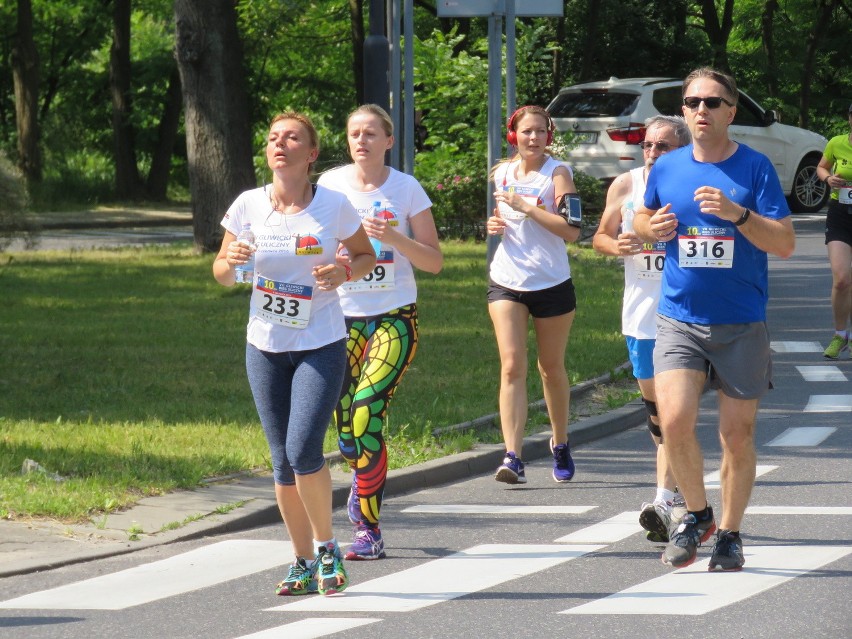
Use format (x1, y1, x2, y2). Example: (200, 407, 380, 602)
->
(174, 0, 255, 253)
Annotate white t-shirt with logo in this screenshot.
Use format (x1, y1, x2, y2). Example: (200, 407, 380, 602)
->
(489, 156, 572, 291)
(221, 185, 362, 353)
(318, 165, 432, 317)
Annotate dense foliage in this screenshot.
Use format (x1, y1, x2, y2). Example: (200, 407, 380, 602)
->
(0, 0, 849, 233)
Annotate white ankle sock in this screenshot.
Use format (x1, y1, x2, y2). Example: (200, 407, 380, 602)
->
(656, 488, 675, 503)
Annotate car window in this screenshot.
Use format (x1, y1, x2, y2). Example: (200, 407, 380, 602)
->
(731, 92, 766, 127)
(652, 86, 683, 116)
(548, 92, 639, 118)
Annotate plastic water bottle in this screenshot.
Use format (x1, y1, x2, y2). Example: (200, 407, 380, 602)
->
(369, 201, 382, 256)
(234, 224, 256, 284)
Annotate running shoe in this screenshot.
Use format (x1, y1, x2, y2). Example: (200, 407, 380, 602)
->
(316, 544, 349, 596)
(550, 437, 575, 482)
(345, 524, 386, 560)
(275, 557, 317, 596)
(661, 507, 716, 568)
(347, 479, 362, 525)
(823, 334, 849, 359)
(495, 451, 526, 484)
(639, 499, 672, 543)
(708, 530, 745, 571)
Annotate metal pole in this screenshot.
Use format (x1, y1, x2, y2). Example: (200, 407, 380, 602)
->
(403, 0, 414, 175)
(388, 0, 401, 169)
(364, 0, 389, 113)
(505, 0, 516, 122)
(486, 15, 503, 266)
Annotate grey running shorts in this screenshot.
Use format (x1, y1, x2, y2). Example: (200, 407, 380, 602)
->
(653, 314, 773, 400)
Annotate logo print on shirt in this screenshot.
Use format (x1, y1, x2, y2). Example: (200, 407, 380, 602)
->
(294, 234, 323, 255)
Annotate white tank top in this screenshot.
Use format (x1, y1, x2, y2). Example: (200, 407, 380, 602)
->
(489, 156, 572, 291)
(621, 167, 663, 339)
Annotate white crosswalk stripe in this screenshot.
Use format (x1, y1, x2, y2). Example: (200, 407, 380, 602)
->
(402, 504, 595, 514)
(765, 427, 836, 446)
(804, 395, 852, 412)
(0, 540, 289, 610)
(232, 617, 381, 639)
(770, 341, 824, 353)
(562, 546, 852, 616)
(795, 365, 848, 382)
(267, 544, 604, 613)
(703, 465, 777, 490)
(555, 511, 642, 544)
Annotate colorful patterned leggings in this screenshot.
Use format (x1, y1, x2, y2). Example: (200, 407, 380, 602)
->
(334, 304, 418, 525)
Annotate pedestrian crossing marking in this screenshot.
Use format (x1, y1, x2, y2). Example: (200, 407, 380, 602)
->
(703, 465, 777, 490)
(795, 365, 848, 382)
(562, 545, 852, 616)
(765, 427, 836, 447)
(555, 512, 643, 544)
(402, 505, 595, 514)
(232, 617, 381, 639)
(267, 544, 604, 613)
(0, 540, 289, 610)
(804, 395, 852, 412)
(745, 506, 852, 515)
(770, 341, 823, 353)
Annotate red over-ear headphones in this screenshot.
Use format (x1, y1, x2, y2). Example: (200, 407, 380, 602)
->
(506, 106, 554, 147)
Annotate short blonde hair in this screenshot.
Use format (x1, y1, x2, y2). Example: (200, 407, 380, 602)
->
(347, 104, 394, 137)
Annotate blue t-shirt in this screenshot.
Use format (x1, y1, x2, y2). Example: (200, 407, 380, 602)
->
(644, 143, 790, 324)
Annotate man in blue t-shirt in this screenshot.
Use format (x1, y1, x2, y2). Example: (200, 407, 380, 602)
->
(634, 68, 795, 572)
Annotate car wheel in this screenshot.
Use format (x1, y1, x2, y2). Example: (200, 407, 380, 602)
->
(787, 155, 830, 213)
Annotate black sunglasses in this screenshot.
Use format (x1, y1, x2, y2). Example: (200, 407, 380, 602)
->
(640, 141, 672, 152)
(683, 96, 735, 109)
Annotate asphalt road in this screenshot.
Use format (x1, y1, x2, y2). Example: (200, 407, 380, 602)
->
(1, 214, 849, 639)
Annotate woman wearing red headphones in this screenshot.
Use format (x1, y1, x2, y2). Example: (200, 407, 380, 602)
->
(487, 104, 582, 485)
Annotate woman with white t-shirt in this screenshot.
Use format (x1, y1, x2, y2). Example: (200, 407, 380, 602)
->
(318, 104, 442, 560)
(487, 105, 581, 485)
(213, 112, 375, 597)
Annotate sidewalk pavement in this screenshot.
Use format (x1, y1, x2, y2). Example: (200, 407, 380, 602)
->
(1, 207, 645, 578)
(29, 205, 192, 230)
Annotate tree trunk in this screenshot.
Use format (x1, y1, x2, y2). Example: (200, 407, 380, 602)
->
(551, 17, 565, 98)
(761, 0, 779, 98)
(349, 0, 365, 105)
(698, 0, 734, 72)
(578, 1, 602, 82)
(798, 0, 837, 129)
(147, 67, 183, 201)
(110, 0, 145, 199)
(174, 0, 256, 254)
(11, 0, 42, 184)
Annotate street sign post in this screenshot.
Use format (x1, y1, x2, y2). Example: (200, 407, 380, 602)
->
(437, 0, 563, 264)
(437, 0, 562, 18)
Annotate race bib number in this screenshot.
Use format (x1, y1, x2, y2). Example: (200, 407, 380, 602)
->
(342, 249, 396, 291)
(251, 275, 313, 329)
(838, 186, 852, 204)
(632, 241, 666, 280)
(497, 184, 544, 220)
(678, 227, 734, 268)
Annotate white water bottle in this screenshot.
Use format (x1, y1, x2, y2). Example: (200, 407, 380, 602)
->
(234, 224, 256, 284)
(369, 201, 382, 256)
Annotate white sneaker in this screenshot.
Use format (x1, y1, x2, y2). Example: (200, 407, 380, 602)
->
(639, 499, 673, 543)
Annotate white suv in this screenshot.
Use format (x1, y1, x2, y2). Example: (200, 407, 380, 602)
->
(546, 77, 830, 212)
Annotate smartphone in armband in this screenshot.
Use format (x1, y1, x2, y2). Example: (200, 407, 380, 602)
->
(557, 193, 583, 227)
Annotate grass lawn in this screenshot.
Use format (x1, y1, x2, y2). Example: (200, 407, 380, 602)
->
(0, 240, 626, 521)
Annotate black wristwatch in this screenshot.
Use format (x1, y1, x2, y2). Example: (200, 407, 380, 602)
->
(734, 207, 751, 227)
